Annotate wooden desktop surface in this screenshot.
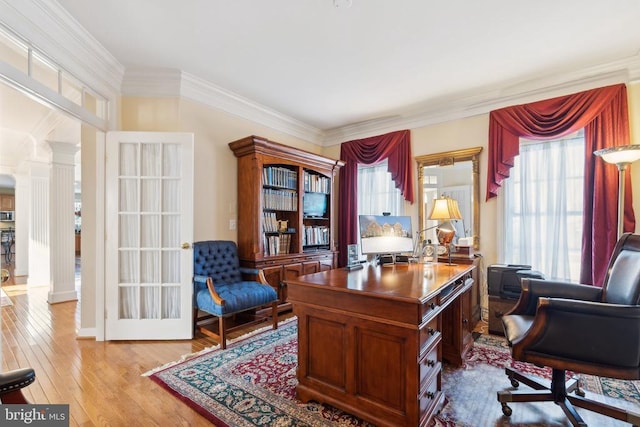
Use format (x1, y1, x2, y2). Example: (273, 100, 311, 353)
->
(286, 262, 475, 427)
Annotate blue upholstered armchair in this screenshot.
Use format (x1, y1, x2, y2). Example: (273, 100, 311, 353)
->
(193, 240, 278, 349)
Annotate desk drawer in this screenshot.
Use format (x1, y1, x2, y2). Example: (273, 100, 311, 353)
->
(419, 369, 442, 425)
(419, 316, 440, 354)
(421, 296, 439, 323)
(419, 339, 440, 390)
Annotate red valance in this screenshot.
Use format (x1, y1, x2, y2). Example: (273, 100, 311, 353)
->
(486, 83, 632, 285)
(337, 130, 413, 267)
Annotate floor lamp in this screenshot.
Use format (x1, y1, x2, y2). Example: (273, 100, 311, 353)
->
(594, 145, 640, 238)
(428, 196, 463, 265)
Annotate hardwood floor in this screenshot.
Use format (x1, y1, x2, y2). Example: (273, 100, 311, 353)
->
(1, 262, 279, 426)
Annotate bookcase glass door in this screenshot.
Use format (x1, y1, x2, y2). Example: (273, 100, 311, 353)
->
(105, 131, 193, 340)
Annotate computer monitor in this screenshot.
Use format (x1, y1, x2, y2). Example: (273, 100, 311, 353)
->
(358, 215, 413, 255)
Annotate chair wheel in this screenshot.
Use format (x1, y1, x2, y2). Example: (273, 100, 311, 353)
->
(575, 388, 585, 397)
(510, 378, 519, 388)
(501, 402, 512, 417)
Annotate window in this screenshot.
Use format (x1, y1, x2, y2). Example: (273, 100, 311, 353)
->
(356, 160, 405, 259)
(357, 159, 404, 216)
(502, 131, 585, 281)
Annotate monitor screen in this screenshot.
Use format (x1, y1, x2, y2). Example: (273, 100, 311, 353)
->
(303, 193, 327, 217)
(359, 215, 413, 255)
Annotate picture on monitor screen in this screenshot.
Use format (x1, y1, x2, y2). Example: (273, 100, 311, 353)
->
(359, 215, 414, 255)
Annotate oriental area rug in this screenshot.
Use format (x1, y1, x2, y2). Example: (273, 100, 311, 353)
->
(147, 318, 640, 426)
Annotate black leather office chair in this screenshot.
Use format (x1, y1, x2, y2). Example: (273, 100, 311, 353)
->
(0, 368, 36, 403)
(193, 240, 279, 349)
(498, 232, 640, 427)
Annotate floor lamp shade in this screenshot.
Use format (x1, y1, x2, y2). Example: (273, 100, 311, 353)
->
(594, 144, 640, 238)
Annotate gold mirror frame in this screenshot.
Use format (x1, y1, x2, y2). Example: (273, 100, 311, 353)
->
(416, 147, 482, 250)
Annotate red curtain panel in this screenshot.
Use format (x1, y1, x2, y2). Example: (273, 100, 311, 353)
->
(486, 83, 632, 286)
(338, 130, 413, 267)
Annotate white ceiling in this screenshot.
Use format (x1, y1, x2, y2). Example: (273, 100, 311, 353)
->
(53, 0, 640, 133)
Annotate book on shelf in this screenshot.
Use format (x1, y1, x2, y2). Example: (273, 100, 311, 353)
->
(263, 233, 291, 256)
(304, 171, 330, 193)
(263, 166, 297, 189)
(262, 188, 298, 211)
(303, 225, 329, 246)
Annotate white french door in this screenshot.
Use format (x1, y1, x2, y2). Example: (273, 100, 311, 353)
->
(105, 131, 194, 340)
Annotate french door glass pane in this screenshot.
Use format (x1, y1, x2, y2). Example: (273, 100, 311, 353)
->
(162, 215, 179, 247)
(141, 287, 160, 319)
(119, 179, 138, 212)
(119, 250, 138, 283)
(140, 250, 160, 283)
(162, 287, 180, 319)
(141, 179, 161, 212)
(119, 287, 138, 319)
(163, 179, 180, 211)
(119, 144, 138, 175)
(163, 144, 181, 176)
(119, 214, 138, 247)
(162, 251, 180, 283)
(141, 214, 160, 247)
(141, 143, 161, 176)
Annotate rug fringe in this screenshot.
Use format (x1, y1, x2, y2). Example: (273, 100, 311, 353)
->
(142, 316, 297, 377)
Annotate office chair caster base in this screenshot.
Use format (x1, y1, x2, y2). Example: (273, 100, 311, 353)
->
(501, 402, 512, 417)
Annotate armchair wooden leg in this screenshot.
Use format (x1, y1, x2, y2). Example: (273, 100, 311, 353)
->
(271, 301, 278, 330)
(219, 316, 227, 350)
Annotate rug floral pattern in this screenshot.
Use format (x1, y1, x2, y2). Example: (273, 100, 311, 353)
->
(150, 319, 640, 426)
(150, 319, 373, 426)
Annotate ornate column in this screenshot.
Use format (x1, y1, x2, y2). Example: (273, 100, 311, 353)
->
(46, 141, 79, 303)
(26, 161, 51, 287)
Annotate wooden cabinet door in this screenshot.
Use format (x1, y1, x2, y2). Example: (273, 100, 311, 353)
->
(302, 260, 320, 275)
(0, 195, 14, 210)
(319, 257, 334, 271)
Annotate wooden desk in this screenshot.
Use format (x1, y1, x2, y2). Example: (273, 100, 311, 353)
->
(286, 262, 475, 427)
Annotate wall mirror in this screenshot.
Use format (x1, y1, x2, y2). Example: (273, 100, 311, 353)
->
(416, 147, 482, 250)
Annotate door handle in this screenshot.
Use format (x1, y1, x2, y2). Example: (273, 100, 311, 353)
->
(181, 242, 191, 249)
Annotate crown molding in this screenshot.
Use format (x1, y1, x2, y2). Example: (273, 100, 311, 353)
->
(0, 0, 124, 99)
(322, 52, 640, 146)
(121, 68, 325, 144)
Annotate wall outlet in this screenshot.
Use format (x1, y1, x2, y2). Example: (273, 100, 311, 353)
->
(229, 219, 237, 230)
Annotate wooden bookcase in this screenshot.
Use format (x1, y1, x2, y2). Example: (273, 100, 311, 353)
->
(229, 135, 344, 310)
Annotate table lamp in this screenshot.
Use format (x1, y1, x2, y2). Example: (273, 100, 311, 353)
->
(594, 144, 640, 238)
(428, 196, 462, 265)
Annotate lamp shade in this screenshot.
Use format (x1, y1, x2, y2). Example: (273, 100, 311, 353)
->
(429, 196, 462, 220)
(594, 145, 640, 165)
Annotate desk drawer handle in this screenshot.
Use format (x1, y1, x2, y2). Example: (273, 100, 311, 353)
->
(426, 359, 435, 367)
(425, 391, 435, 399)
(429, 302, 436, 310)
(428, 327, 436, 336)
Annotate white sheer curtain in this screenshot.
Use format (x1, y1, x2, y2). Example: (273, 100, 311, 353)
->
(118, 142, 182, 320)
(357, 160, 404, 216)
(502, 132, 585, 281)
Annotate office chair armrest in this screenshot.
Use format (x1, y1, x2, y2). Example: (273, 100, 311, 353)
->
(515, 297, 640, 369)
(507, 278, 603, 316)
